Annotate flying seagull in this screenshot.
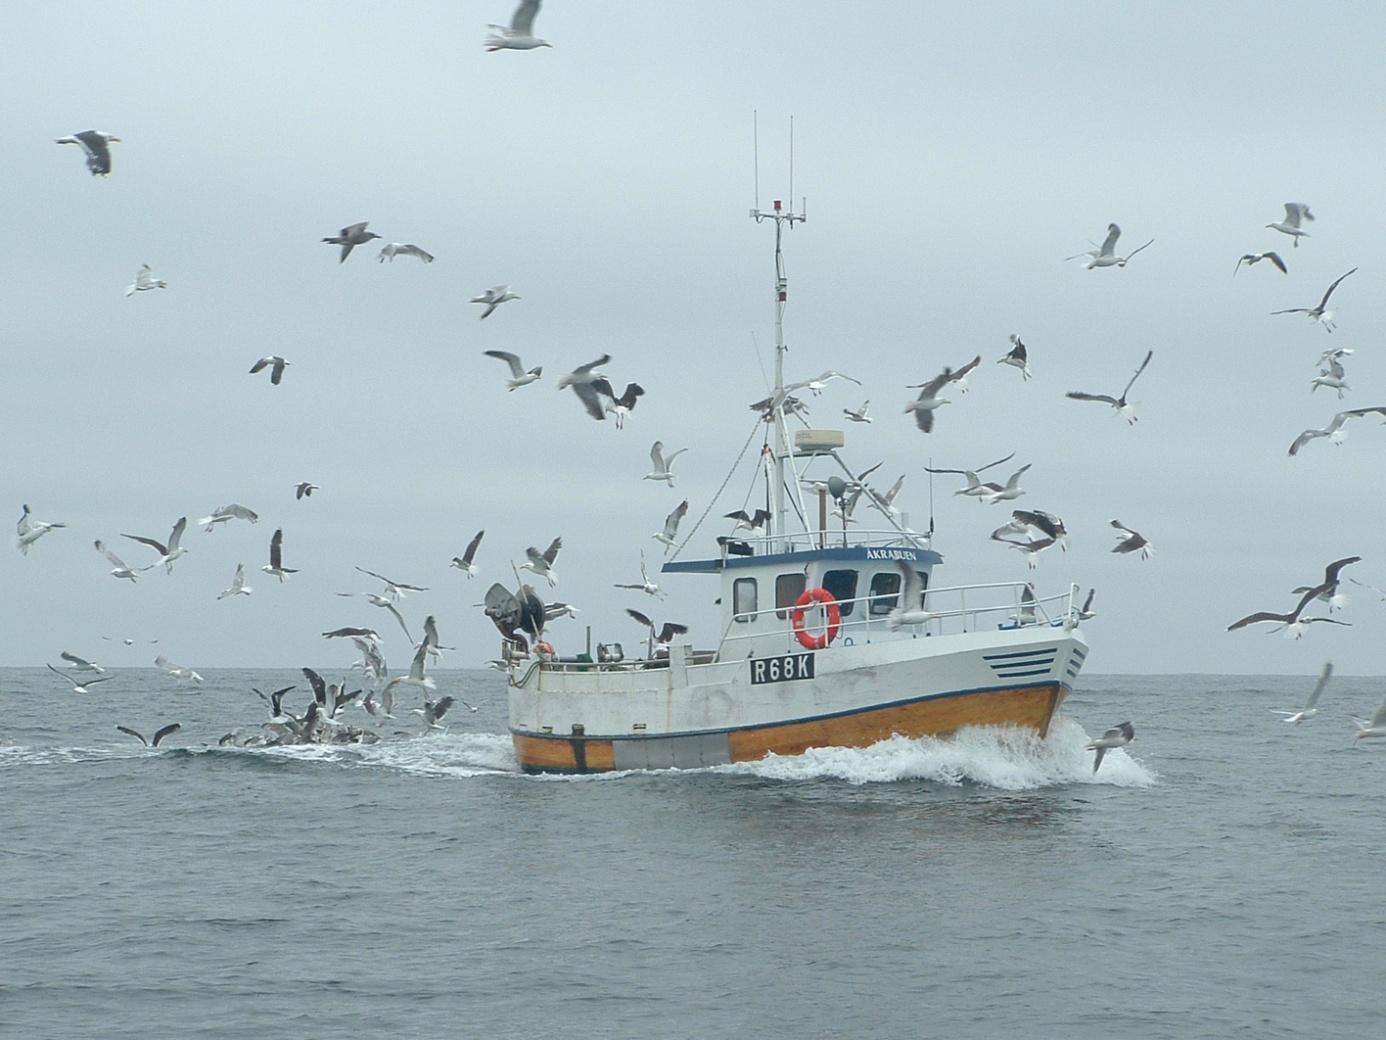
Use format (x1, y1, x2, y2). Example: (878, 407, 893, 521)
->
(1226, 584, 1352, 639)
(353, 566, 428, 599)
(1087, 722, 1135, 773)
(451, 529, 485, 577)
(322, 222, 380, 263)
(60, 651, 104, 673)
(46, 663, 112, 694)
(725, 508, 770, 532)
(1011, 509, 1069, 550)
(989, 529, 1057, 570)
(218, 563, 252, 599)
(17, 504, 66, 555)
(155, 655, 204, 684)
(1066, 349, 1153, 424)
(1351, 698, 1386, 743)
(336, 591, 413, 642)
(322, 626, 381, 641)
(644, 441, 688, 486)
(974, 464, 1032, 506)
(904, 366, 962, 433)
(613, 550, 664, 599)
(93, 539, 141, 581)
(56, 130, 120, 175)
(1066, 223, 1154, 269)
(590, 378, 645, 428)
(295, 482, 319, 500)
(483, 350, 542, 390)
(1266, 202, 1313, 247)
(249, 356, 290, 385)
(122, 517, 188, 573)
(486, 0, 552, 51)
(1271, 267, 1358, 333)
(654, 500, 689, 555)
(1110, 520, 1153, 559)
(519, 536, 562, 587)
(126, 265, 168, 296)
(252, 684, 297, 719)
(1311, 351, 1350, 398)
(197, 504, 258, 532)
(384, 640, 436, 695)
(1271, 663, 1332, 724)
(1287, 406, 1386, 456)
(997, 335, 1031, 380)
(1291, 556, 1361, 613)
(925, 452, 1018, 497)
(626, 608, 688, 655)
(377, 243, 434, 263)
(1234, 251, 1287, 275)
(116, 723, 182, 747)
(413, 696, 457, 731)
(887, 560, 934, 629)
(471, 285, 520, 319)
(843, 401, 872, 423)
(261, 528, 298, 582)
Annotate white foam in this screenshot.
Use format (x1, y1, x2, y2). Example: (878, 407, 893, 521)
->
(253, 731, 518, 778)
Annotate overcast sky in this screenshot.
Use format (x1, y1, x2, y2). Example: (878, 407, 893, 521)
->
(5, 2, 1386, 677)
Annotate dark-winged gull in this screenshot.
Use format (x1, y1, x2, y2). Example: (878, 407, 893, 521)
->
(17, 504, 66, 555)
(1271, 662, 1332, 724)
(249, 356, 290, 385)
(336, 591, 413, 642)
(1012, 509, 1069, 550)
(989, 529, 1057, 569)
(323, 626, 381, 641)
(377, 243, 433, 263)
(116, 723, 181, 747)
(218, 563, 252, 599)
(451, 529, 485, 577)
(1288, 406, 1386, 456)
(486, 0, 551, 50)
(654, 500, 689, 555)
(591, 379, 645, 428)
(725, 508, 770, 532)
(60, 651, 104, 674)
(925, 452, 1019, 500)
(252, 684, 297, 719)
(322, 222, 380, 263)
(261, 528, 298, 582)
(1226, 584, 1352, 639)
(122, 517, 188, 573)
(1272, 267, 1357, 332)
(1066, 223, 1154, 269)
(1067, 349, 1153, 424)
(483, 350, 542, 390)
(519, 536, 562, 587)
(905, 358, 978, 432)
(126, 265, 168, 296)
(1266, 203, 1313, 247)
(47, 663, 112, 694)
(1291, 556, 1361, 613)
(626, 608, 688, 656)
(1087, 722, 1134, 773)
(1110, 520, 1153, 559)
(471, 285, 520, 319)
(644, 441, 688, 486)
(294, 481, 319, 499)
(413, 696, 456, 731)
(1234, 251, 1287, 275)
(56, 130, 120, 175)
(997, 334, 1032, 380)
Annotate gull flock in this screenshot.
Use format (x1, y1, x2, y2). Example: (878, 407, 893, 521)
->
(19, 2, 1386, 760)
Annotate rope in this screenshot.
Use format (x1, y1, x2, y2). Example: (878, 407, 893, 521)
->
(669, 418, 766, 562)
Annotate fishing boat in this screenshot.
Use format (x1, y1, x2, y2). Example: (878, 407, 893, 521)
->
(504, 197, 1089, 774)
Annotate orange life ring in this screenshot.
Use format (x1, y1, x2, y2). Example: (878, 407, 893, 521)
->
(791, 587, 841, 650)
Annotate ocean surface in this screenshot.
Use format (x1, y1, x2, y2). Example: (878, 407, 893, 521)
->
(3, 667, 1384, 1039)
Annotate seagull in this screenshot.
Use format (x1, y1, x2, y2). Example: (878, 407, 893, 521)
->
(653, 500, 689, 555)
(644, 441, 688, 486)
(1234, 251, 1287, 275)
(725, 508, 770, 532)
(590, 379, 645, 428)
(886, 560, 934, 629)
(558, 353, 612, 404)
(1066, 349, 1153, 424)
(60, 651, 105, 673)
(1311, 352, 1350, 398)
(1087, 722, 1135, 773)
(122, 517, 188, 573)
(94, 540, 141, 581)
(197, 504, 258, 532)
(1287, 406, 1386, 456)
(486, 0, 551, 50)
(904, 368, 957, 433)
(116, 723, 182, 747)
(420, 614, 453, 660)
(295, 482, 319, 499)
(353, 566, 429, 599)
(46, 663, 113, 694)
(1272, 267, 1357, 333)
(974, 465, 1032, 506)
(56, 130, 121, 175)
(1066, 223, 1154, 269)
(997, 335, 1032, 380)
(519, 536, 562, 587)
(1065, 588, 1097, 629)
(384, 640, 436, 695)
(843, 401, 873, 423)
(249, 356, 290, 385)
(614, 550, 665, 598)
(451, 529, 485, 577)
(322, 222, 380, 263)
(126, 264, 168, 296)
(413, 696, 456, 731)
(483, 350, 542, 390)
(1266, 202, 1314, 247)
(1227, 584, 1352, 638)
(377, 242, 434, 263)
(255, 528, 295, 583)
(788, 370, 863, 396)
(1012, 509, 1069, 550)
(17, 504, 66, 555)
(1351, 698, 1386, 743)
(155, 655, 204, 684)
(1349, 576, 1386, 603)
(989, 530, 1057, 569)
(626, 609, 688, 655)
(1110, 520, 1153, 559)
(337, 591, 413, 642)
(924, 452, 1019, 498)
(218, 563, 253, 599)
(251, 684, 297, 720)
(1291, 556, 1361, 613)
(471, 285, 520, 319)
(1271, 663, 1332, 724)
(322, 626, 381, 641)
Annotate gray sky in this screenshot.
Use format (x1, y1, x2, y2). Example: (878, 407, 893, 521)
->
(5, 1, 1386, 675)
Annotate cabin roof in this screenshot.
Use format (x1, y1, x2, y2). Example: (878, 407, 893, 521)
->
(662, 544, 944, 574)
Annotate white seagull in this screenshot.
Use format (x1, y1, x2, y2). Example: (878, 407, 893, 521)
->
(377, 243, 434, 263)
(121, 517, 188, 573)
(614, 550, 665, 599)
(249, 356, 290, 385)
(322, 222, 380, 263)
(94, 539, 141, 581)
(975, 465, 1032, 506)
(1110, 520, 1153, 559)
(1271, 662, 1332, 724)
(1271, 267, 1357, 333)
(47, 663, 113, 694)
(56, 130, 120, 175)
(354, 566, 429, 600)
(654, 500, 690, 555)
(1287, 406, 1386, 456)
(126, 265, 168, 296)
(1066, 223, 1154, 269)
(486, 0, 552, 51)
(218, 563, 252, 599)
(1351, 697, 1386, 743)
(17, 504, 66, 555)
(519, 536, 562, 587)
(1234, 251, 1287, 275)
(1066, 349, 1153, 424)
(997, 334, 1032, 380)
(886, 560, 934, 629)
(1266, 203, 1314, 247)
(385, 640, 436, 695)
(60, 651, 105, 674)
(261, 528, 298, 582)
(483, 350, 542, 390)
(644, 441, 688, 486)
(451, 529, 485, 577)
(843, 401, 873, 423)
(471, 285, 520, 319)
(155, 655, 204, 684)
(1087, 722, 1135, 773)
(1311, 352, 1350, 398)
(198, 504, 258, 532)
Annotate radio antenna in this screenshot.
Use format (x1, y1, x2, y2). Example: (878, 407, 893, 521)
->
(753, 109, 760, 211)
(788, 115, 794, 210)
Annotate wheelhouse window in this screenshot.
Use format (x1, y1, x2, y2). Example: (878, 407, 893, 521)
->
(775, 572, 807, 619)
(868, 571, 901, 616)
(822, 569, 859, 617)
(733, 577, 758, 623)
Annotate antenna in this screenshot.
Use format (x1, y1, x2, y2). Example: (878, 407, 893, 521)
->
(753, 110, 760, 211)
(927, 458, 936, 537)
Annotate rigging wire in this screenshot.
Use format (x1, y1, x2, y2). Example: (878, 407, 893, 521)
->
(669, 418, 766, 561)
